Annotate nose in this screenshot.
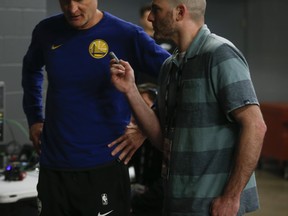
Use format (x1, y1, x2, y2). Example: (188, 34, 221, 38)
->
(67, 1, 78, 14)
(147, 11, 154, 22)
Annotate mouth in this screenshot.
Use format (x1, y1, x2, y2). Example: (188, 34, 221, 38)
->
(152, 26, 158, 33)
(68, 14, 82, 21)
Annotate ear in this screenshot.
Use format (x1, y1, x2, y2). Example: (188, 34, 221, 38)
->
(175, 4, 186, 21)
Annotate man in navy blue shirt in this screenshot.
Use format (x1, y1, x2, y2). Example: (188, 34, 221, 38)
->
(22, 0, 170, 215)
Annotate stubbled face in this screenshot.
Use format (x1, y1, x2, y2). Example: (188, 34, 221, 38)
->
(59, 0, 99, 30)
(148, 0, 176, 40)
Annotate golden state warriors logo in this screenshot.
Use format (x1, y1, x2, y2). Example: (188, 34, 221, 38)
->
(89, 39, 109, 59)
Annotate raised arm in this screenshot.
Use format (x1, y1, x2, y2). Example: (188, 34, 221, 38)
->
(110, 59, 163, 149)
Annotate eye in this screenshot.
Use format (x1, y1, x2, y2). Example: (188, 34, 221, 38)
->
(151, 5, 160, 14)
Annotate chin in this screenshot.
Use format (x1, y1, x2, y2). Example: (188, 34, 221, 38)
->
(153, 33, 160, 40)
(69, 22, 85, 30)
(154, 34, 165, 40)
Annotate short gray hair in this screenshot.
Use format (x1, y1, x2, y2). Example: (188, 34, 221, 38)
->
(169, 0, 206, 20)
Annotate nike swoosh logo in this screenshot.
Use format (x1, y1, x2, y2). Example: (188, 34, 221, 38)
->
(98, 210, 113, 216)
(51, 44, 63, 50)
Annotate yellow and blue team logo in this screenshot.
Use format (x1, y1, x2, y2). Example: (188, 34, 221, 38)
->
(89, 39, 109, 59)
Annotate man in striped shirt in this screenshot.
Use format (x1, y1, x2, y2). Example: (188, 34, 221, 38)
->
(110, 0, 267, 215)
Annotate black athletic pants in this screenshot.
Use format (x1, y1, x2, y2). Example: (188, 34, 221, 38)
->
(37, 160, 131, 216)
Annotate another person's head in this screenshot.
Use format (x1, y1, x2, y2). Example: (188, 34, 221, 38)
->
(129, 83, 158, 124)
(148, 0, 206, 41)
(59, 0, 101, 30)
(137, 83, 158, 108)
(139, 4, 154, 37)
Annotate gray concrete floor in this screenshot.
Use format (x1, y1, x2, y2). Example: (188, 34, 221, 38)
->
(248, 164, 288, 216)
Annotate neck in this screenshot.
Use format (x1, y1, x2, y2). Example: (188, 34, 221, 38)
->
(93, 9, 103, 25)
(177, 21, 203, 52)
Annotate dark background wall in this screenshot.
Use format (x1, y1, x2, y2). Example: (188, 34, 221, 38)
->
(0, 0, 46, 151)
(1, 0, 287, 149)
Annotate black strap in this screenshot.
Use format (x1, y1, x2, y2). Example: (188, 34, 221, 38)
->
(164, 61, 182, 136)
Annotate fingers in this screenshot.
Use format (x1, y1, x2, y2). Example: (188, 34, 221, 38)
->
(108, 135, 129, 158)
(120, 60, 132, 70)
(109, 58, 120, 65)
(110, 59, 132, 75)
(110, 140, 126, 157)
(120, 146, 136, 165)
(29, 122, 43, 155)
(108, 135, 125, 148)
(110, 63, 125, 77)
(108, 133, 145, 164)
(108, 122, 146, 164)
(111, 139, 133, 165)
(31, 138, 41, 155)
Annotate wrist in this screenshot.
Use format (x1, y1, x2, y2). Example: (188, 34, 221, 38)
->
(125, 83, 139, 98)
(222, 189, 242, 201)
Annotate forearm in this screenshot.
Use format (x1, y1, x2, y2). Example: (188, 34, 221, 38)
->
(223, 114, 266, 198)
(125, 84, 163, 150)
(110, 60, 163, 149)
(22, 32, 45, 127)
(211, 105, 266, 216)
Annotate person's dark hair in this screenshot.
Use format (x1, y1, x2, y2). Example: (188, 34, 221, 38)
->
(137, 83, 158, 102)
